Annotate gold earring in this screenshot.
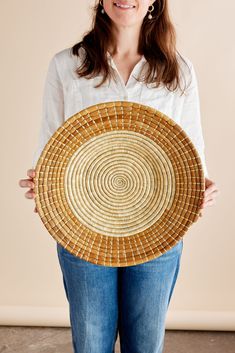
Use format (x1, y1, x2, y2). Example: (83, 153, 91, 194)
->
(148, 4, 154, 19)
(100, 0, 105, 14)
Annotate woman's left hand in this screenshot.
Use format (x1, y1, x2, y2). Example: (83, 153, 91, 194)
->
(199, 178, 220, 217)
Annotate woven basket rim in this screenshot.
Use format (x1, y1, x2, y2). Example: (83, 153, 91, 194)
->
(34, 101, 205, 267)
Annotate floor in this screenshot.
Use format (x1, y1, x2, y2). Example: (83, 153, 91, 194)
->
(0, 326, 234, 353)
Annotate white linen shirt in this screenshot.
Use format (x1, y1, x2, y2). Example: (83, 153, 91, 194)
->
(31, 47, 209, 178)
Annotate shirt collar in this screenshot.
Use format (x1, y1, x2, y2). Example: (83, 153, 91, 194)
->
(107, 51, 147, 70)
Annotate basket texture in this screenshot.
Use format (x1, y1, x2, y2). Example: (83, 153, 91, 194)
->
(34, 101, 205, 267)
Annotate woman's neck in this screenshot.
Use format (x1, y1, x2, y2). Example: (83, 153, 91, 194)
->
(108, 23, 141, 58)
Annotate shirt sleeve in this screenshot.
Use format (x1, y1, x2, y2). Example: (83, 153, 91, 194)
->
(180, 61, 209, 179)
(31, 54, 64, 169)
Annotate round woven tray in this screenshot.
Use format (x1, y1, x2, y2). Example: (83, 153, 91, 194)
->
(34, 101, 205, 267)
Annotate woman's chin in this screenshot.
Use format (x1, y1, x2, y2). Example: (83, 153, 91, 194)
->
(110, 14, 140, 27)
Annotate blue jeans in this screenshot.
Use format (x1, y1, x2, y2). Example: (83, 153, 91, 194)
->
(56, 239, 183, 353)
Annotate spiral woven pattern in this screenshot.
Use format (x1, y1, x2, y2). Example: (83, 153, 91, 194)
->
(34, 101, 205, 267)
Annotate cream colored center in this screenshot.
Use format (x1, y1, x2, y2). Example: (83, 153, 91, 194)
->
(64, 130, 175, 237)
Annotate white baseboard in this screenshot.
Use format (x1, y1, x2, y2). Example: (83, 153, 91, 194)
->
(0, 306, 234, 331)
(166, 310, 235, 331)
(0, 306, 70, 327)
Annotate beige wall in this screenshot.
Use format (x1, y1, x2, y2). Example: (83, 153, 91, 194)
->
(1, 0, 234, 329)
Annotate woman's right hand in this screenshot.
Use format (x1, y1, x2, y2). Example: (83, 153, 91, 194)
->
(19, 169, 38, 213)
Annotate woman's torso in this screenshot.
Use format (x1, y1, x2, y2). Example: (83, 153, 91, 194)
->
(57, 47, 188, 126)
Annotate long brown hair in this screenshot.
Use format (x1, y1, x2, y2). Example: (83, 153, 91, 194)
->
(71, 0, 190, 95)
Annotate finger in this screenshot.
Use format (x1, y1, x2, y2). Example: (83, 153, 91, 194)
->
(200, 194, 214, 208)
(199, 203, 205, 210)
(25, 190, 35, 199)
(203, 199, 216, 207)
(200, 198, 213, 208)
(19, 179, 35, 188)
(27, 169, 36, 178)
(200, 202, 206, 209)
(200, 183, 219, 208)
(205, 182, 219, 196)
(203, 189, 220, 204)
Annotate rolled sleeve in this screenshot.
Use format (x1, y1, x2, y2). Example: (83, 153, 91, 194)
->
(31, 54, 64, 169)
(180, 61, 209, 178)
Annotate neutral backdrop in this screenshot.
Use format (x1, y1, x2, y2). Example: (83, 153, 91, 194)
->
(1, 0, 234, 330)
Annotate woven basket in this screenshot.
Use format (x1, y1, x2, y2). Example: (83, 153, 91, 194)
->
(34, 101, 205, 267)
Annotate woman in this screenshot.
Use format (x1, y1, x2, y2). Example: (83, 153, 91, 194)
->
(19, 1, 219, 352)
